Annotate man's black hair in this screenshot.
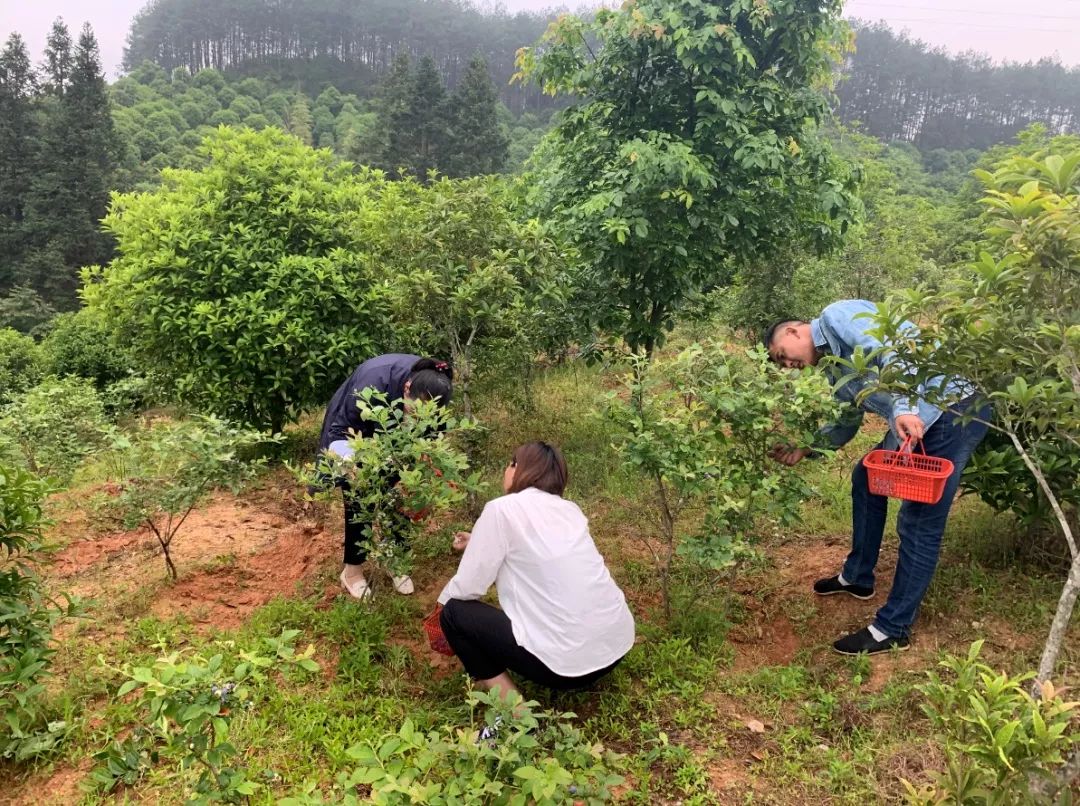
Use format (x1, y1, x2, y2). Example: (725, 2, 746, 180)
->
(761, 317, 803, 349)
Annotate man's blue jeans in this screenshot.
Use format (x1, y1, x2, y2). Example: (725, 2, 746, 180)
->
(841, 402, 991, 638)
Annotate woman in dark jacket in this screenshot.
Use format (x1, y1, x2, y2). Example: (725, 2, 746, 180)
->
(318, 354, 452, 599)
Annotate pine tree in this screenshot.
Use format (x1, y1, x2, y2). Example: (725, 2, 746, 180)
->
(24, 23, 116, 306)
(286, 93, 313, 145)
(448, 55, 509, 177)
(360, 53, 413, 171)
(0, 34, 38, 291)
(384, 55, 451, 180)
(40, 18, 72, 97)
(409, 56, 451, 178)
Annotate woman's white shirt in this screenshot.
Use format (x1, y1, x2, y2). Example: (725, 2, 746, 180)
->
(437, 487, 635, 677)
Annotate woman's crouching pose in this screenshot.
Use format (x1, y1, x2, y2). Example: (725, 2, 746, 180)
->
(437, 442, 635, 699)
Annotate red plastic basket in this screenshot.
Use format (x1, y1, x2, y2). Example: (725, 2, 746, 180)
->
(423, 604, 455, 657)
(863, 436, 954, 504)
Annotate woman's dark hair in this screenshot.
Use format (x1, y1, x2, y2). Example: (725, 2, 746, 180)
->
(408, 358, 453, 405)
(507, 441, 568, 497)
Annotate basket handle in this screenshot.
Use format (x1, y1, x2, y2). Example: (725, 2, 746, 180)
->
(896, 435, 926, 467)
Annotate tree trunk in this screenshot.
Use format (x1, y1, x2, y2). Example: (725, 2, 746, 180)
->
(654, 471, 675, 622)
(1036, 551, 1080, 686)
(1002, 429, 1080, 688)
(162, 542, 178, 581)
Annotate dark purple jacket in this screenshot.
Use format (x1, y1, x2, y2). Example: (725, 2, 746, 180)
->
(317, 353, 420, 452)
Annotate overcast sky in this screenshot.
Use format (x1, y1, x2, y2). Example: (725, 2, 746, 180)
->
(1, 0, 1077, 80)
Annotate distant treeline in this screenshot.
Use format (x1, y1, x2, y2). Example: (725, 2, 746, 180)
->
(123, 2, 1079, 149)
(838, 22, 1080, 150)
(122, 0, 558, 113)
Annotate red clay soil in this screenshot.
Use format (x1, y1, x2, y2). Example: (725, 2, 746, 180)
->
(8, 757, 93, 806)
(46, 485, 340, 629)
(149, 519, 339, 629)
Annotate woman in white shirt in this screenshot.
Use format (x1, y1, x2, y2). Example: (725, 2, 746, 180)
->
(437, 442, 635, 698)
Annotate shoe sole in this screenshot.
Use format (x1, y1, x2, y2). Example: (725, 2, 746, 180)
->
(814, 588, 875, 601)
(832, 642, 910, 656)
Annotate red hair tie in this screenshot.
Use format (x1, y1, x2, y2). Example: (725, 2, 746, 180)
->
(436, 361, 448, 371)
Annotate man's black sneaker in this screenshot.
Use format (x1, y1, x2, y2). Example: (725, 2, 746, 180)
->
(832, 627, 910, 656)
(813, 575, 875, 600)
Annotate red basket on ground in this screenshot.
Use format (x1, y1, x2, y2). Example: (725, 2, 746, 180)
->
(423, 604, 455, 657)
(863, 436, 954, 504)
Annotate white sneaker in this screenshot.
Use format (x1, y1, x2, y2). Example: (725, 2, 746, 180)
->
(392, 575, 414, 595)
(340, 568, 372, 600)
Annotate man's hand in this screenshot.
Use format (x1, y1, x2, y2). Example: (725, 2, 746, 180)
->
(452, 531, 471, 551)
(894, 414, 926, 441)
(769, 445, 812, 466)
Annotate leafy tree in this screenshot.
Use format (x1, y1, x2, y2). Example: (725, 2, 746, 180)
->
(868, 149, 1079, 688)
(83, 127, 394, 432)
(386, 176, 573, 415)
(516, 0, 859, 354)
(719, 130, 963, 337)
(98, 417, 275, 580)
(447, 55, 509, 177)
(605, 343, 840, 618)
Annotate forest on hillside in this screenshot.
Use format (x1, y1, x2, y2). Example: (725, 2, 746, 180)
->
(836, 21, 1080, 150)
(122, 0, 557, 111)
(1, 0, 1077, 321)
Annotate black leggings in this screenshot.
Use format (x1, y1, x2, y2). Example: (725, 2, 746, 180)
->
(342, 484, 407, 565)
(439, 598, 623, 690)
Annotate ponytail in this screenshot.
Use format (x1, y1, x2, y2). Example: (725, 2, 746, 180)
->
(408, 358, 453, 405)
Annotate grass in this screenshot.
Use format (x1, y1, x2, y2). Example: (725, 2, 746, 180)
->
(4, 358, 1078, 804)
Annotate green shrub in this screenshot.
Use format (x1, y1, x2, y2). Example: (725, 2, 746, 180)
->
(84, 126, 396, 432)
(301, 391, 479, 584)
(282, 689, 624, 805)
(385, 175, 577, 415)
(0, 376, 111, 484)
(902, 641, 1079, 805)
(0, 328, 43, 406)
(97, 416, 277, 580)
(0, 464, 79, 761)
(605, 342, 840, 618)
(94, 630, 319, 799)
(39, 309, 133, 390)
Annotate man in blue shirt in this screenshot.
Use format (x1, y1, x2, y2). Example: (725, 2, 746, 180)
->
(764, 300, 990, 655)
